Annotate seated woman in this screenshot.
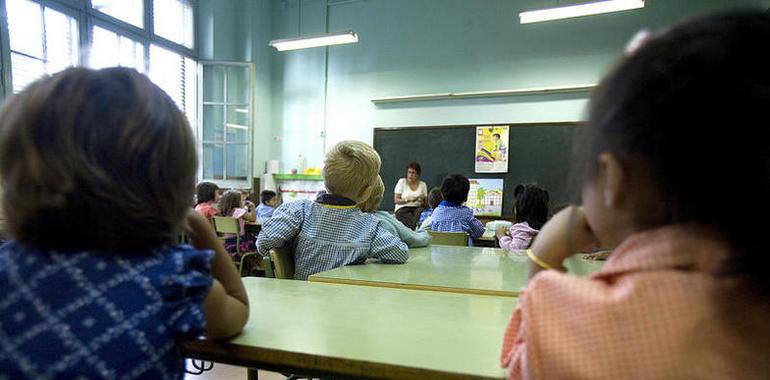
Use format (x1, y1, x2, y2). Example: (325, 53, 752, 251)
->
(393, 161, 428, 229)
(361, 175, 431, 248)
(218, 190, 257, 260)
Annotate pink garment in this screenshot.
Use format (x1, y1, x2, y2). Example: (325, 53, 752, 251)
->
(223, 207, 248, 238)
(500, 225, 764, 379)
(498, 222, 538, 250)
(194, 202, 219, 222)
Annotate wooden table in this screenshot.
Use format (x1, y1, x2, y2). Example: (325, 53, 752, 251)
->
(309, 245, 603, 297)
(184, 277, 516, 380)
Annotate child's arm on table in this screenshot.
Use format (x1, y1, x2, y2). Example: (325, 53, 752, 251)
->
(186, 210, 250, 339)
(527, 206, 597, 280)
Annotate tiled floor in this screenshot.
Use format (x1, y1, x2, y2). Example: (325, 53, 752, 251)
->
(184, 360, 285, 380)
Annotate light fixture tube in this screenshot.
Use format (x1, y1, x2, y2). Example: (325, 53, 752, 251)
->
(520, 0, 644, 24)
(269, 31, 358, 51)
(225, 123, 248, 130)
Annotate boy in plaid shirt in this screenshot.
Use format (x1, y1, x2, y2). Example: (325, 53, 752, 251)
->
(257, 141, 408, 280)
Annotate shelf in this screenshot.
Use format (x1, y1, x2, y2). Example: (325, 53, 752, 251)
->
(272, 174, 324, 181)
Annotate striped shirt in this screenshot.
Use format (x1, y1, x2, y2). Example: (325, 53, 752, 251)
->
(430, 201, 485, 239)
(256, 194, 409, 280)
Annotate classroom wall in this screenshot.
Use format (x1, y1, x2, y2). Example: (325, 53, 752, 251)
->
(265, 0, 767, 175)
(198, 0, 273, 182)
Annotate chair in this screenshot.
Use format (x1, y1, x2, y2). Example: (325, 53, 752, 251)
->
(268, 246, 295, 280)
(211, 216, 259, 276)
(428, 231, 469, 246)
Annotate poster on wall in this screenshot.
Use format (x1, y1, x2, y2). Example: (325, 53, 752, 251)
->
(468, 178, 504, 216)
(475, 125, 509, 173)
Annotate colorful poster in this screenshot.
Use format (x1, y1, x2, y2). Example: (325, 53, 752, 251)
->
(475, 125, 509, 173)
(467, 178, 504, 216)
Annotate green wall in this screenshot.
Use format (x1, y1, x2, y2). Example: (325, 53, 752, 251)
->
(264, 0, 767, 175)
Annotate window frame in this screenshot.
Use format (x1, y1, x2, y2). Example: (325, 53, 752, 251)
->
(0, 0, 198, 97)
(198, 60, 254, 188)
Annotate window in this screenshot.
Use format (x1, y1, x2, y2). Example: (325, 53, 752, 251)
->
(6, 0, 78, 93)
(89, 26, 145, 71)
(149, 44, 197, 124)
(200, 63, 252, 183)
(153, 0, 194, 49)
(90, 0, 143, 28)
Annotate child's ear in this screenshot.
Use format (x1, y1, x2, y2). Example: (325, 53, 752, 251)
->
(597, 152, 624, 208)
(357, 184, 372, 202)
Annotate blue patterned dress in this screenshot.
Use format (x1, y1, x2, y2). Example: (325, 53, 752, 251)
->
(0, 241, 213, 380)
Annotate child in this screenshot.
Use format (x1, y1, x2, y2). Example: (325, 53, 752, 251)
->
(195, 181, 220, 221)
(501, 12, 769, 378)
(218, 190, 257, 259)
(430, 174, 485, 239)
(256, 190, 279, 223)
(496, 184, 549, 250)
(359, 175, 431, 248)
(257, 141, 408, 280)
(418, 186, 443, 229)
(0, 68, 249, 378)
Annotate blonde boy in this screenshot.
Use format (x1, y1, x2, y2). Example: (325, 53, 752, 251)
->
(257, 141, 408, 280)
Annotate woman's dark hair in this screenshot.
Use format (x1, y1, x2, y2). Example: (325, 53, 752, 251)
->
(196, 182, 219, 204)
(578, 11, 770, 297)
(513, 184, 549, 230)
(219, 190, 243, 217)
(0, 67, 196, 251)
(440, 174, 470, 204)
(406, 161, 421, 176)
(427, 187, 443, 209)
(260, 190, 277, 204)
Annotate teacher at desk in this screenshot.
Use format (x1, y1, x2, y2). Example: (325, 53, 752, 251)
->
(393, 161, 428, 230)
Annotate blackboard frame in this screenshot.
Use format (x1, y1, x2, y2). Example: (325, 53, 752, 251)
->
(373, 122, 582, 215)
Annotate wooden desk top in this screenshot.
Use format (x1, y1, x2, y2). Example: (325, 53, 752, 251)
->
(184, 277, 516, 380)
(309, 246, 603, 297)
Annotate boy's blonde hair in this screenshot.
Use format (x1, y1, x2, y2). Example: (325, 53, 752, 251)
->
(323, 140, 381, 202)
(358, 175, 384, 213)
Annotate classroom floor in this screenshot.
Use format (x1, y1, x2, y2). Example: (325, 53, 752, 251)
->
(184, 360, 284, 380)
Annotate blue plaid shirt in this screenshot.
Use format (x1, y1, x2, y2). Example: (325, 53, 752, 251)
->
(256, 194, 409, 280)
(430, 201, 485, 239)
(0, 241, 213, 380)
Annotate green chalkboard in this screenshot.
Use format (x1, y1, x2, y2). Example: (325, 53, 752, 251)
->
(373, 123, 580, 214)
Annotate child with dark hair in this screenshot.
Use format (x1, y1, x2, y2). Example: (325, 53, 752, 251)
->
(501, 11, 770, 378)
(195, 181, 220, 221)
(418, 187, 443, 230)
(0, 67, 248, 378)
(430, 174, 485, 239)
(219, 190, 257, 259)
(256, 190, 279, 223)
(496, 184, 549, 250)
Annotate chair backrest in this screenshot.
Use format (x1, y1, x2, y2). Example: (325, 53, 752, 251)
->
(269, 246, 295, 280)
(212, 216, 240, 235)
(428, 231, 469, 246)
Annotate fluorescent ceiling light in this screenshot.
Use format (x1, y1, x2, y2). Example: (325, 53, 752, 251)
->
(269, 31, 358, 51)
(520, 0, 644, 24)
(225, 123, 248, 130)
(235, 108, 249, 113)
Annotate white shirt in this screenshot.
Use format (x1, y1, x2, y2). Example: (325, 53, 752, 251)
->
(393, 178, 427, 212)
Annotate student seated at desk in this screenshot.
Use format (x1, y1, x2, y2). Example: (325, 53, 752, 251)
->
(257, 141, 408, 280)
(418, 187, 443, 230)
(195, 181, 220, 222)
(430, 174, 485, 240)
(219, 190, 257, 260)
(359, 175, 431, 248)
(496, 184, 549, 250)
(0, 68, 248, 378)
(501, 12, 770, 378)
(256, 190, 279, 223)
